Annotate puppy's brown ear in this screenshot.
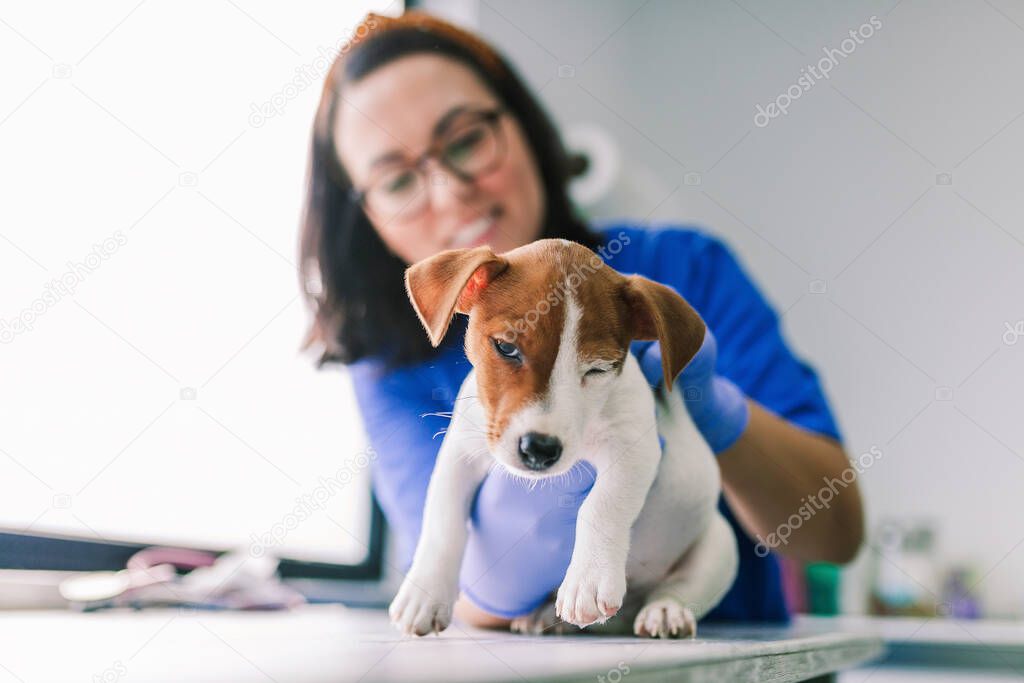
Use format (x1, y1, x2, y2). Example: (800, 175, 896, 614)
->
(623, 275, 706, 391)
(405, 246, 509, 347)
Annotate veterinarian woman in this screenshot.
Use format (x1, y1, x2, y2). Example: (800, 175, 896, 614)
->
(299, 11, 864, 627)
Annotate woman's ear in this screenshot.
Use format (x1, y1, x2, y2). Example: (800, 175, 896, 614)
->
(404, 246, 510, 346)
(622, 275, 706, 390)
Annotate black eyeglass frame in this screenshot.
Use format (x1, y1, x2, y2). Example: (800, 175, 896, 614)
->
(348, 106, 507, 212)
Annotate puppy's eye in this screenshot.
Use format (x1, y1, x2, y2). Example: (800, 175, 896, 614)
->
(492, 338, 522, 362)
(583, 361, 620, 380)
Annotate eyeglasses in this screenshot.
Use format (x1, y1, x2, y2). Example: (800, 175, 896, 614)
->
(350, 106, 506, 222)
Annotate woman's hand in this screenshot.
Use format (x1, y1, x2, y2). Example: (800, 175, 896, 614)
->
(633, 327, 750, 454)
(637, 328, 864, 564)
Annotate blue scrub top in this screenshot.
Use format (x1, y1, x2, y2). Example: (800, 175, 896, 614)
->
(350, 225, 844, 623)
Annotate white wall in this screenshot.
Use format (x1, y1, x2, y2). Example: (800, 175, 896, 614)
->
(453, 0, 1024, 616)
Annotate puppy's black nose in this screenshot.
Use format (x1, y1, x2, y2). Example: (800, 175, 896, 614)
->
(518, 432, 562, 471)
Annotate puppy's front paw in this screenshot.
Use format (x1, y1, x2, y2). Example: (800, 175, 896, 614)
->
(555, 562, 626, 628)
(388, 573, 457, 637)
(633, 599, 696, 639)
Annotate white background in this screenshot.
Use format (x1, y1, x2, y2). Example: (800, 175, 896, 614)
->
(0, 0, 400, 565)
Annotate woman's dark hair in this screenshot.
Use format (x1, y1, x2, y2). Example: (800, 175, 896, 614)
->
(299, 11, 600, 369)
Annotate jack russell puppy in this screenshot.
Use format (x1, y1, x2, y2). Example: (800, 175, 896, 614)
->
(389, 238, 738, 638)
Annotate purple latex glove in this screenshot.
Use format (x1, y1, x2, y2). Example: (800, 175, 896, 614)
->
(459, 460, 596, 618)
(633, 326, 749, 454)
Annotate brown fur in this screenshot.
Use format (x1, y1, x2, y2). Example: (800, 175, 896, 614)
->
(405, 239, 706, 449)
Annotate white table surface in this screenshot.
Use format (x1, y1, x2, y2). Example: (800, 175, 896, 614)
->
(0, 605, 884, 683)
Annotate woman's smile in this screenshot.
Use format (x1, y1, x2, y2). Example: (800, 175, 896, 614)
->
(448, 205, 503, 249)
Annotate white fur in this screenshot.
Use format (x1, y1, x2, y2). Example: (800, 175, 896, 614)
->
(389, 290, 738, 638)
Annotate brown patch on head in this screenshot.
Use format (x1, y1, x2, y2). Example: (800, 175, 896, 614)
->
(404, 239, 705, 448)
(570, 252, 634, 376)
(463, 242, 570, 445)
(556, 242, 706, 391)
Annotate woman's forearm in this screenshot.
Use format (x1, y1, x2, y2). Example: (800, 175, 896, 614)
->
(717, 399, 864, 564)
